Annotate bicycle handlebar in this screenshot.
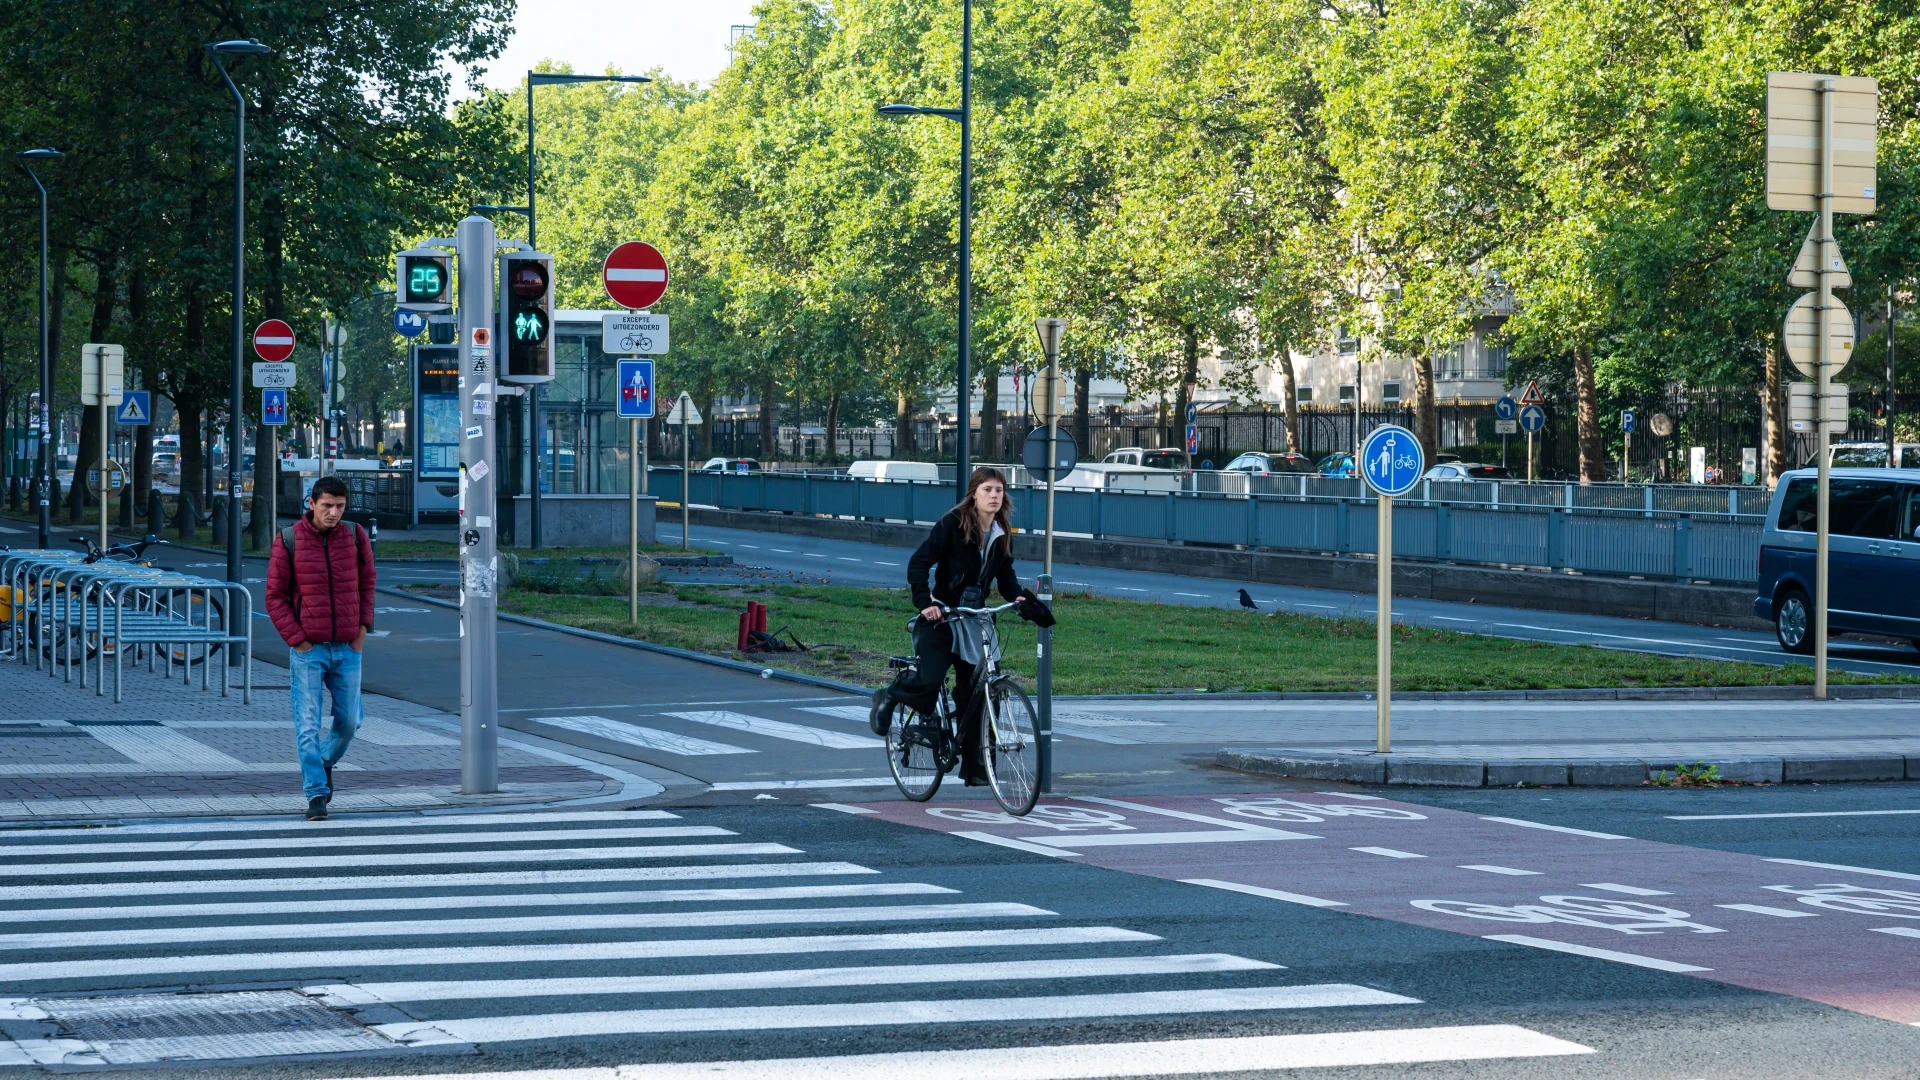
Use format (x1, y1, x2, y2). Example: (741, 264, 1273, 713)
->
(940, 601, 1019, 616)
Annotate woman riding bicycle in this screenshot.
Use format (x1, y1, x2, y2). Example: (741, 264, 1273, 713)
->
(872, 466, 1052, 786)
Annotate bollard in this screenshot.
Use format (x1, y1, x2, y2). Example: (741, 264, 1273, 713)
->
(66, 478, 83, 524)
(176, 493, 198, 542)
(209, 496, 228, 546)
(118, 485, 134, 529)
(147, 490, 167, 534)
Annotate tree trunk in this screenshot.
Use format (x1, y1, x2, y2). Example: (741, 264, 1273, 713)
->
(896, 388, 915, 456)
(698, 380, 714, 457)
(128, 266, 152, 507)
(978, 364, 999, 460)
(1173, 325, 1200, 450)
(72, 254, 117, 520)
(759, 374, 776, 460)
(1277, 347, 1302, 453)
(177, 398, 203, 516)
(1763, 337, 1788, 486)
(1073, 362, 1092, 456)
(1411, 352, 1439, 464)
(825, 390, 841, 461)
(1572, 342, 1605, 483)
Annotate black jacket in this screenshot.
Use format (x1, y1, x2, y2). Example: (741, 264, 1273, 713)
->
(908, 509, 1030, 612)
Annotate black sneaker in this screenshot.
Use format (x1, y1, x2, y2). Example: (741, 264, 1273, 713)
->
(306, 797, 328, 821)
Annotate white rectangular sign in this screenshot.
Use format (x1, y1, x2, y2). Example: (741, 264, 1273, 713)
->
(80, 344, 125, 406)
(1494, 419, 1518, 435)
(1766, 72, 1878, 214)
(252, 362, 298, 388)
(603, 313, 669, 355)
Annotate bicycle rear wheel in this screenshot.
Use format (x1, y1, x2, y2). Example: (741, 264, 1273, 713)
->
(984, 678, 1041, 816)
(886, 705, 945, 801)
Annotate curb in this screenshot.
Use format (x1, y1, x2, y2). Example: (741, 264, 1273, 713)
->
(382, 585, 871, 697)
(1216, 746, 1920, 788)
(1066, 684, 1920, 703)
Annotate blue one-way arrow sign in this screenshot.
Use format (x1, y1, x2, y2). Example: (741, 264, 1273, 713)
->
(115, 391, 151, 426)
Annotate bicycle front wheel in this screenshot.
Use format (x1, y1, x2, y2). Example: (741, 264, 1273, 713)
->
(984, 678, 1041, 816)
(886, 705, 945, 802)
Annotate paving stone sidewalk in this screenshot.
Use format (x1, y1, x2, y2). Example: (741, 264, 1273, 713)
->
(0, 649, 656, 820)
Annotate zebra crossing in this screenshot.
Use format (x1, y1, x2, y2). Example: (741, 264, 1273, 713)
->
(0, 807, 1591, 1073)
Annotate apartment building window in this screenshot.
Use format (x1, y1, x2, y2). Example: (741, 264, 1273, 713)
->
(1484, 339, 1511, 376)
(1382, 381, 1402, 405)
(1335, 327, 1359, 355)
(1295, 386, 1314, 406)
(1338, 384, 1356, 405)
(1437, 343, 1465, 380)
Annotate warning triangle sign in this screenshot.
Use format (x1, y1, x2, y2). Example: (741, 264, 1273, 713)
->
(114, 392, 150, 425)
(1789, 219, 1851, 289)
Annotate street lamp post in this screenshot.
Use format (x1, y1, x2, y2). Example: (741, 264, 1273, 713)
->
(16, 148, 61, 550)
(879, 0, 974, 502)
(519, 71, 648, 548)
(209, 37, 271, 584)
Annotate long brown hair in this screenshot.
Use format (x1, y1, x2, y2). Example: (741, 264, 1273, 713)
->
(952, 466, 1014, 557)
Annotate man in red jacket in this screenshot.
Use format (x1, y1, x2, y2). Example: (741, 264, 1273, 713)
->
(266, 475, 376, 820)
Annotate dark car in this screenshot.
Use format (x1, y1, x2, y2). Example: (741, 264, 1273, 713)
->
(1225, 451, 1316, 476)
(1755, 467, 1920, 654)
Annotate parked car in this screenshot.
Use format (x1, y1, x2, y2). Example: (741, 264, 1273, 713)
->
(1316, 452, 1357, 478)
(1102, 447, 1190, 471)
(1755, 467, 1920, 654)
(847, 460, 940, 482)
(151, 451, 180, 481)
(1223, 451, 1315, 476)
(1828, 441, 1920, 469)
(700, 457, 762, 473)
(1421, 462, 1511, 481)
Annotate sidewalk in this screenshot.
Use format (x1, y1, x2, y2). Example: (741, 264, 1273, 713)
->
(0, 649, 662, 820)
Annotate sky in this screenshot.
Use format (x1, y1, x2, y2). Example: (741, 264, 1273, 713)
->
(473, 0, 762, 91)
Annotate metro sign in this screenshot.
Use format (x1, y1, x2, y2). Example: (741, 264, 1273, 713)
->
(603, 241, 669, 310)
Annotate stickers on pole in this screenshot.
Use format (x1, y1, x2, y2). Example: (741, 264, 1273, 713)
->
(1360, 424, 1424, 498)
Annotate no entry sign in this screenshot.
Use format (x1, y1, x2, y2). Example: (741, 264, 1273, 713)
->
(602, 242, 669, 310)
(252, 319, 296, 362)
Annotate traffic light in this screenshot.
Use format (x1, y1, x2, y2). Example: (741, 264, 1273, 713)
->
(499, 250, 554, 383)
(395, 247, 452, 313)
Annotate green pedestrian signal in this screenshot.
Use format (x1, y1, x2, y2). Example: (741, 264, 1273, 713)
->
(499, 252, 554, 383)
(512, 308, 548, 343)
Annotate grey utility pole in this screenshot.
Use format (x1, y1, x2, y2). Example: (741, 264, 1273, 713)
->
(17, 147, 60, 550)
(456, 214, 500, 793)
(209, 38, 270, 584)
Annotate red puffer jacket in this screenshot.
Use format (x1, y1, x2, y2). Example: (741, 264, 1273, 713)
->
(266, 516, 376, 647)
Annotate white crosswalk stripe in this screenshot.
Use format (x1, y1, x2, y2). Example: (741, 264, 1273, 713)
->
(666, 711, 883, 749)
(0, 809, 1433, 1069)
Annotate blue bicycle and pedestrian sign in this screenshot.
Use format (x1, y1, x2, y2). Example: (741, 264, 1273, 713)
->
(1519, 404, 1547, 433)
(616, 360, 655, 419)
(261, 388, 288, 426)
(1360, 423, 1424, 498)
(1495, 395, 1517, 421)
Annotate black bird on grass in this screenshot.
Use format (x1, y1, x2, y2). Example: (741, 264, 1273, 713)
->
(1238, 588, 1259, 612)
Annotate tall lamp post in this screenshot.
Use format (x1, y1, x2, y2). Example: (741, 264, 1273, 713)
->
(518, 71, 648, 547)
(16, 148, 61, 549)
(209, 37, 271, 584)
(878, 0, 974, 501)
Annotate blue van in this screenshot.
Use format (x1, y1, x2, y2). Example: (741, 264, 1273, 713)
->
(1754, 467, 1920, 654)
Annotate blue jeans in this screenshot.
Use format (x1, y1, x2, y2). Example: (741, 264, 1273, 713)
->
(291, 643, 362, 800)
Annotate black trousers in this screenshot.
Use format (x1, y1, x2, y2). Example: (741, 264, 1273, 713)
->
(898, 619, 984, 776)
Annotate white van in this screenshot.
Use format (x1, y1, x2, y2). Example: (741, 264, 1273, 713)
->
(1057, 462, 1182, 492)
(847, 460, 941, 483)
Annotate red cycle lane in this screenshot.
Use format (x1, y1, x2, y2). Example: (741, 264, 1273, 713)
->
(851, 791, 1920, 1025)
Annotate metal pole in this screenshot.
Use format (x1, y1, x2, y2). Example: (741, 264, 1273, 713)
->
(456, 214, 500, 793)
(640, 419, 648, 494)
(629, 416, 639, 624)
(268, 425, 276, 538)
(32, 172, 49, 549)
(955, 0, 972, 501)
(1814, 79, 1833, 701)
(1889, 289, 1897, 468)
(1039, 341, 1061, 794)
(681, 419, 690, 551)
(1376, 492, 1393, 753)
(99, 373, 108, 555)
(1527, 431, 1535, 482)
(526, 74, 543, 548)
(1623, 427, 1630, 484)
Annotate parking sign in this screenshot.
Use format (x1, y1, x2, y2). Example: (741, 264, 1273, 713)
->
(617, 360, 655, 419)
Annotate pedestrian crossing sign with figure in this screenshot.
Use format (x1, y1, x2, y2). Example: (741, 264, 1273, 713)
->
(1360, 424, 1423, 498)
(617, 359, 655, 419)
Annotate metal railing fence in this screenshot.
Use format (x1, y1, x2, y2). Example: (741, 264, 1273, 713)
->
(652, 467, 1763, 585)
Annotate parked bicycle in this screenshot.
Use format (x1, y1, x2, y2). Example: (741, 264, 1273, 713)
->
(884, 600, 1041, 815)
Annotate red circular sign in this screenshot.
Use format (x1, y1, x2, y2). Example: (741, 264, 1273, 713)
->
(252, 319, 296, 362)
(603, 242, 669, 310)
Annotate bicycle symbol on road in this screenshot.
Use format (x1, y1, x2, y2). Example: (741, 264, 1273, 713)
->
(1765, 884, 1920, 918)
(927, 805, 1133, 832)
(1413, 895, 1725, 935)
(1213, 797, 1427, 823)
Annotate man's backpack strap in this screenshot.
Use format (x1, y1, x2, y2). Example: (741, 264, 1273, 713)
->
(279, 525, 297, 557)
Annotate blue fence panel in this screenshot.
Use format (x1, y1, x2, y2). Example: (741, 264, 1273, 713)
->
(1688, 519, 1763, 584)
(1387, 502, 1440, 560)
(1171, 494, 1248, 546)
(1098, 491, 1171, 542)
(761, 473, 810, 513)
(810, 477, 858, 517)
(1563, 514, 1673, 578)
(1253, 498, 1344, 552)
(857, 480, 912, 521)
(1449, 507, 1549, 566)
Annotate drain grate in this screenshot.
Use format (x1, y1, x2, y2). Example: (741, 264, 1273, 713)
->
(31, 990, 393, 1064)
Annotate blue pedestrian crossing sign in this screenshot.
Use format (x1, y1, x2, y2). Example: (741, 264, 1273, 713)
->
(1495, 395, 1517, 421)
(1360, 423, 1424, 497)
(114, 391, 151, 426)
(394, 309, 427, 338)
(261, 388, 289, 427)
(616, 359, 655, 419)
(1519, 404, 1547, 433)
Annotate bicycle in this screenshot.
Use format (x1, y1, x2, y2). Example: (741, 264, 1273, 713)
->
(884, 600, 1042, 816)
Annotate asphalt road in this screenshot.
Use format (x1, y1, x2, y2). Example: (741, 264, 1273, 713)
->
(2, 786, 1918, 1078)
(660, 520, 1920, 677)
